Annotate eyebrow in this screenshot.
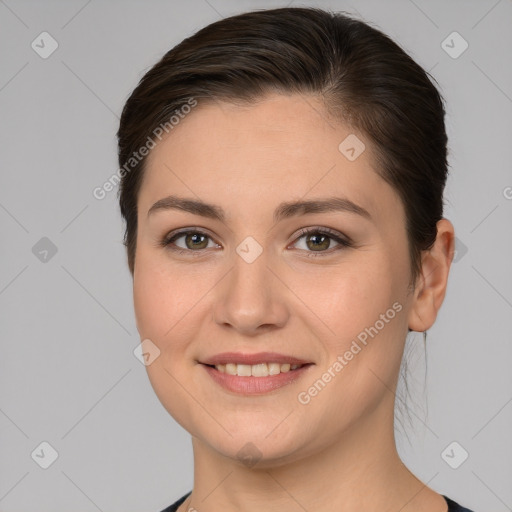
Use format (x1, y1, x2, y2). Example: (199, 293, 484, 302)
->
(147, 195, 372, 223)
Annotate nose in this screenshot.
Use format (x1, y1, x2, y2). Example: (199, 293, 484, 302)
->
(212, 249, 290, 335)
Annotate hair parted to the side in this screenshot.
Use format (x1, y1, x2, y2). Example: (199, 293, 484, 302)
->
(116, 7, 449, 295)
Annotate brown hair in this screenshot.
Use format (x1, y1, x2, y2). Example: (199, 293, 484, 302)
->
(117, 7, 448, 292)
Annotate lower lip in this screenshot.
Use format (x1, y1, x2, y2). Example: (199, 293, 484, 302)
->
(201, 364, 313, 395)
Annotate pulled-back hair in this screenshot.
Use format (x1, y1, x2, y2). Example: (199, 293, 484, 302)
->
(117, 6, 448, 291)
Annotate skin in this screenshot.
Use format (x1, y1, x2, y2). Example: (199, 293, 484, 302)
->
(132, 93, 455, 512)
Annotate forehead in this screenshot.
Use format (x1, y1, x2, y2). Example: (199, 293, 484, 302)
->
(140, 93, 403, 226)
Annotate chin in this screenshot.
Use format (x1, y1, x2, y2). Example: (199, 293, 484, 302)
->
(213, 439, 305, 470)
(199, 424, 313, 467)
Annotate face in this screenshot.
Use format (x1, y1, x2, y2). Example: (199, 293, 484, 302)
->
(133, 93, 415, 466)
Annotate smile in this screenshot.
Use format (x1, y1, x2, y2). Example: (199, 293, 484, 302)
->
(201, 363, 314, 395)
(211, 362, 304, 376)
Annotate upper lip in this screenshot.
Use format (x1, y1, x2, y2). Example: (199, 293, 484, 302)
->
(200, 352, 313, 366)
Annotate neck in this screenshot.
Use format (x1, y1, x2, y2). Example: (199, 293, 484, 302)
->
(179, 394, 444, 512)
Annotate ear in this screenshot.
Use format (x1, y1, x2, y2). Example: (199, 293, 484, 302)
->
(408, 218, 455, 332)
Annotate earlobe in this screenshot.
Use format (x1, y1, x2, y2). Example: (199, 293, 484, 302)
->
(408, 218, 455, 333)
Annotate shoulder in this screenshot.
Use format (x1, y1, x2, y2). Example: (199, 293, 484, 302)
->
(443, 495, 477, 512)
(158, 491, 192, 512)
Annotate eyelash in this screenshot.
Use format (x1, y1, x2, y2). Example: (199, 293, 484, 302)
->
(161, 226, 353, 258)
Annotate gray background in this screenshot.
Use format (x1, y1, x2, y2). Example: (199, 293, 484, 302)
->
(1, 0, 511, 511)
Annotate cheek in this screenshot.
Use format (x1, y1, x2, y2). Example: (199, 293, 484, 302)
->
(133, 268, 168, 339)
(133, 260, 198, 423)
(290, 253, 397, 333)
(294, 266, 405, 412)
(133, 250, 188, 341)
(133, 251, 213, 354)
(291, 251, 407, 387)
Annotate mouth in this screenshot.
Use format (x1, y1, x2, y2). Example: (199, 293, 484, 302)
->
(198, 352, 314, 394)
(202, 362, 313, 377)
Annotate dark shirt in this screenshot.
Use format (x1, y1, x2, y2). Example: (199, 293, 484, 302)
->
(159, 491, 476, 511)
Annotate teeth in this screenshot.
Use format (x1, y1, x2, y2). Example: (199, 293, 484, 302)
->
(214, 362, 303, 377)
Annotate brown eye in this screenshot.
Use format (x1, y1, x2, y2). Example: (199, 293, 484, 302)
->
(162, 229, 219, 253)
(292, 227, 352, 256)
(304, 233, 331, 251)
(183, 232, 209, 250)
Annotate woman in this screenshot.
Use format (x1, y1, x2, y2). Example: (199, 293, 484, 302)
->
(117, 7, 476, 512)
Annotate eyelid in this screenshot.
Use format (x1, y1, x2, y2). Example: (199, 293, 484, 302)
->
(290, 226, 352, 245)
(288, 226, 353, 255)
(161, 227, 221, 254)
(161, 225, 353, 255)
(163, 226, 216, 241)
